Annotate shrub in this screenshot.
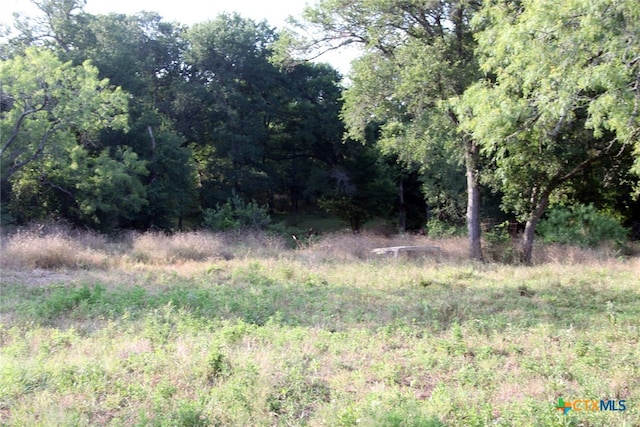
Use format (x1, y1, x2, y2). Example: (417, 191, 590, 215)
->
(537, 204, 628, 247)
(484, 221, 518, 264)
(203, 192, 271, 232)
(425, 218, 466, 238)
(1, 203, 15, 227)
(318, 196, 371, 233)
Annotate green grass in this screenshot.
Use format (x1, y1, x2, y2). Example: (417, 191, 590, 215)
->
(0, 231, 639, 426)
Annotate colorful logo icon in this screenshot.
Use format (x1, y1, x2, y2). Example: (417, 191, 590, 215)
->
(556, 398, 572, 414)
(555, 398, 626, 414)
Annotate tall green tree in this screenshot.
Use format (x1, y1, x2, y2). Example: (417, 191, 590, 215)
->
(123, 112, 199, 230)
(297, 0, 485, 259)
(5, 0, 89, 54)
(183, 14, 286, 205)
(1, 47, 128, 187)
(0, 47, 150, 229)
(74, 11, 187, 103)
(75, 12, 198, 229)
(266, 62, 346, 210)
(320, 143, 396, 232)
(457, 0, 640, 263)
(4, 1, 199, 230)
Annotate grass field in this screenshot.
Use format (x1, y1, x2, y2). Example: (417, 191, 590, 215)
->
(0, 227, 639, 426)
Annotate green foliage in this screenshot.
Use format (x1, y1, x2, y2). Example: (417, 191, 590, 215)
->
(203, 192, 271, 232)
(8, 144, 149, 230)
(318, 144, 396, 232)
(425, 219, 466, 238)
(140, 400, 211, 427)
(0, 203, 15, 226)
(483, 222, 518, 264)
(266, 363, 331, 423)
(26, 284, 106, 321)
(0, 47, 128, 184)
(166, 402, 211, 427)
(318, 196, 370, 232)
(4, 0, 637, 241)
(537, 204, 628, 247)
(3, 10, 355, 230)
(184, 15, 281, 202)
(298, 0, 484, 257)
(369, 405, 445, 427)
(74, 147, 149, 228)
(63, 13, 199, 229)
(456, 0, 640, 262)
(206, 348, 232, 381)
(136, 124, 200, 230)
(0, 47, 157, 230)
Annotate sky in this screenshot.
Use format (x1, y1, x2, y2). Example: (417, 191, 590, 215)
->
(1, 0, 360, 75)
(2, 0, 307, 28)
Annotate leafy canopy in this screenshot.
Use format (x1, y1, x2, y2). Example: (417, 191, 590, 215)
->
(1, 47, 128, 184)
(457, 0, 640, 212)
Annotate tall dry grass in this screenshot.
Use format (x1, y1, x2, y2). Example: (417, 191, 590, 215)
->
(128, 231, 229, 264)
(0, 225, 111, 269)
(531, 241, 632, 264)
(0, 222, 636, 271)
(300, 231, 468, 263)
(0, 225, 289, 270)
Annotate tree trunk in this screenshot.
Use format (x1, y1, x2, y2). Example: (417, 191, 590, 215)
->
(521, 189, 551, 264)
(398, 178, 406, 232)
(465, 139, 483, 261)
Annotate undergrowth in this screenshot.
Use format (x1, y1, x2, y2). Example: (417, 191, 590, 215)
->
(0, 228, 638, 426)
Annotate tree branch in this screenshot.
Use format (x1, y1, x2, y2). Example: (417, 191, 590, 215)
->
(1, 122, 57, 182)
(555, 154, 600, 185)
(40, 175, 76, 200)
(0, 101, 48, 156)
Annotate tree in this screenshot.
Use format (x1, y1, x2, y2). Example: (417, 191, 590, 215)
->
(5, 0, 90, 54)
(66, 146, 148, 229)
(8, 4, 201, 230)
(1, 47, 128, 188)
(457, 0, 640, 263)
(129, 119, 199, 230)
(183, 14, 285, 205)
(266, 62, 347, 211)
(73, 11, 187, 102)
(73, 12, 200, 229)
(297, 0, 485, 259)
(0, 48, 154, 229)
(319, 144, 396, 232)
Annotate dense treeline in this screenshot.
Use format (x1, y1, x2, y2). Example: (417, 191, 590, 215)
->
(1, 0, 639, 262)
(0, 1, 417, 233)
(294, 0, 640, 262)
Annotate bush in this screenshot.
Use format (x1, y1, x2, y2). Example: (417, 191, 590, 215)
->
(318, 196, 371, 233)
(203, 192, 271, 232)
(1, 202, 15, 227)
(537, 204, 628, 247)
(425, 218, 466, 238)
(484, 221, 518, 264)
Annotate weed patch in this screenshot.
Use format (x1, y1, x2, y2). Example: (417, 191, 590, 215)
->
(0, 231, 639, 426)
